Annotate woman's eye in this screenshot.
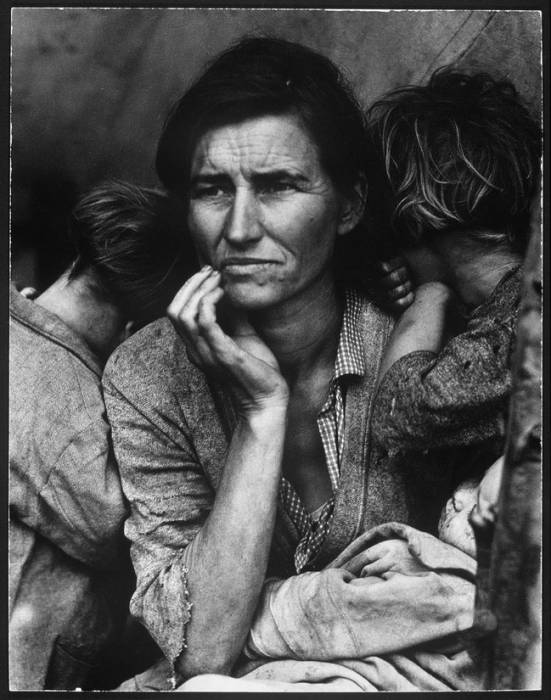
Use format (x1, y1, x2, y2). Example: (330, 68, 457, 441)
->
(260, 181, 295, 194)
(191, 185, 230, 199)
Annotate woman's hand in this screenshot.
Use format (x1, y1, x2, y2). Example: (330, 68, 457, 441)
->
(343, 538, 427, 578)
(167, 266, 289, 415)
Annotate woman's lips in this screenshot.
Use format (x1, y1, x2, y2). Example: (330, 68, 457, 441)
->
(220, 258, 281, 274)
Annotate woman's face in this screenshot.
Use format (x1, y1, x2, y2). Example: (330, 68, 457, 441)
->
(187, 113, 358, 311)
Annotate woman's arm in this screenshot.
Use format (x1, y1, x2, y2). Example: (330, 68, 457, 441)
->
(244, 539, 475, 662)
(166, 268, 290, 679)
(106, 267, 290, 681)
(176, 408, 287, 678)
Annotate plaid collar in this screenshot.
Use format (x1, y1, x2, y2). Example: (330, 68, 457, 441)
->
(333, 287, 365, 380)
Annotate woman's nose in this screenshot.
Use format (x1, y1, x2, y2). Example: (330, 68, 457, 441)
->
(223, 188, 262, 246)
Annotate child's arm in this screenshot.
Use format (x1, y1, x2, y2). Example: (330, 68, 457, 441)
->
(376, 281, 456, 387)
(372, 284, 517, 453)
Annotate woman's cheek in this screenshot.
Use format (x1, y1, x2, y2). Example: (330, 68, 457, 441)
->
(188, 210, 218, 263)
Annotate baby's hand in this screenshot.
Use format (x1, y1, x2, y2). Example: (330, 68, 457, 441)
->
(367, 256, 415, 313)
(357, 538, 427, 579)
(470, 456, 504, 530)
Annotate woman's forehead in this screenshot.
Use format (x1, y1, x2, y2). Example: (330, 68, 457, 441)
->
(190, 113, 323, 177)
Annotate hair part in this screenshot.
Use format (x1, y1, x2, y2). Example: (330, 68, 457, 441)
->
(68, 180, 194, 323)
(365, 67, 541, 253)
(156, 35, 369, 202)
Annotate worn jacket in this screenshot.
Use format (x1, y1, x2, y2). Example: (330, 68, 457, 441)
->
(9, 287, 130, 690)
(103, 292, 478, 671)
(372, 267, 521, 457)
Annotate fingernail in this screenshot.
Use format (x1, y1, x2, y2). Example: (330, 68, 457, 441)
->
(202, 264, 212, 273)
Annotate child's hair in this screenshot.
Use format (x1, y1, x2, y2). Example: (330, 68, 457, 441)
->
(365, 67, 541, 253)
(68, 180, 195, 323)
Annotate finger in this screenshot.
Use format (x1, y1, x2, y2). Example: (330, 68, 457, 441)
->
(181, 271, 222, 320)
(384, 281, 413, 300)
(196, 292, 244, 365)
(469, 503, 495, 530)
(168, 271, 222, 338)
(479, 456, 504, 506)
(183, 291, 226, 372)
(167, 265, 216, 317)
(197, 287, 225, 335)
(390, 291, 415, 311)
(380, 268, 410, 288)
(361, 559, 392, 578)
(342, 550, 376, 575)
(378, 257, 406, 273)
(171, 269, 221, 320)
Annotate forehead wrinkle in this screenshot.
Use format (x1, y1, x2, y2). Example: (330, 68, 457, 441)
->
(192, 117, 320, 180)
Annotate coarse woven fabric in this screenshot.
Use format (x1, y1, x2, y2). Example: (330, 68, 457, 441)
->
(9, 286, 130, 690)
(236, 522, 481, 690)
(177, 523, 482, 692)
(102, 288, 494, 672)
(372, 266, 522, 457)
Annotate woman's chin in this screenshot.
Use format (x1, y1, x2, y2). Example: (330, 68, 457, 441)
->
(225, 290, 279, 311)
(223, 281, 284, 311)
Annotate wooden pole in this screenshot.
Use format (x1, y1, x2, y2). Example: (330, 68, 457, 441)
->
(472, 200, 542, 689)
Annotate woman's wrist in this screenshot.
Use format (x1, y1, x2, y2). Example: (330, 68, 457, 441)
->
(237, 399, 289, 431)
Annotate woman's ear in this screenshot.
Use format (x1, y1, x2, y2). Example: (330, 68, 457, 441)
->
(337, 177, 368, 236)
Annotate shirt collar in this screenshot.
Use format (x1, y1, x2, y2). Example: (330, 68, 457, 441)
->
(10, 284, 104, 378)
(334, 287, 365, 380)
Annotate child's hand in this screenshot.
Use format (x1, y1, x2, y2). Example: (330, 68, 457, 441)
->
(367, 256, 415, 313)
(470, 456, 504, 530)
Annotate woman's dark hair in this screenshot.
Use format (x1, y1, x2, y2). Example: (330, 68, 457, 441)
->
(365, 67, 541, 254)
(156, 36, 369, 200)
(69, 180, 194, 322)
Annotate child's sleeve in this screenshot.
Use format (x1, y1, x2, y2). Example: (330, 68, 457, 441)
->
(372, 314, 516, 452)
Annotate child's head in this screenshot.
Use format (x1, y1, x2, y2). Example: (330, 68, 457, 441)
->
(438, 477, 479, 557)
(68, 181, 194, 325)
(365, 67, 541, 255)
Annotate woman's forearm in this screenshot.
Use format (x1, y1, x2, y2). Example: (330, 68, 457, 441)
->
(175, 404, 287, 679)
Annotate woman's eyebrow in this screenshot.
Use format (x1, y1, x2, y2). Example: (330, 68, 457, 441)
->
(252, 170, 309, 184)
(190, 173, 230, 186)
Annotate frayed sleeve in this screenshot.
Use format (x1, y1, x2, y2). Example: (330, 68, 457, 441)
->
(103, 349, 214, 669)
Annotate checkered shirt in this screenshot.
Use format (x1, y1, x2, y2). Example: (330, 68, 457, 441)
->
(279, 289, 365, 573)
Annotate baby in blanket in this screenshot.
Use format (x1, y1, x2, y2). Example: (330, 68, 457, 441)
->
(224, 458, 504, 693)
(354, 455, 503, 584)
(173, 464, 501, 692)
